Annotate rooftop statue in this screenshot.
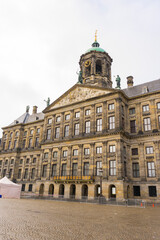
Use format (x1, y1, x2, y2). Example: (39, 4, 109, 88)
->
(77, 70, 83, 84)
(44, 97, 50, 107)
(116, 75, 121, 89)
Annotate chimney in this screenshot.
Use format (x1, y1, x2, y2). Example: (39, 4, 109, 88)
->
(32, 106, 38, 114)
(26, 105, 30, 113)
(127, 76, 134, 88)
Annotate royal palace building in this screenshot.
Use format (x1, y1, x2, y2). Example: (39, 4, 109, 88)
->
(0, 37, 160, 201)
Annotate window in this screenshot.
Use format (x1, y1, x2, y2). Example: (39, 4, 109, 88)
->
(83, 162, 89, 176)
(96, 146, 102, 154)
(63, 150, 67, 158)
(3, 142, 6, 150)
(3, 169, 6, 177)
(52, 164, 57, 176)
(30, 129, 34, 135)
(8, 141, 11, 150)
(96, 119, 102, 132)
(35, 137, 39, 147)
(13, 140, 17, 149)
(61, 164, 67, 176)
(44, 153, 48, 159)
(148, 186, 157, 197)
(72, 163, 77, 176)
(15, 131, 19, 137)
(64, 125, 69, 137)
(42, 165, 47, 177)
(122, 117, 125, 129)
(31, 168, 35, 179)
(157, 102, 160, 110)
(132, 148, 138, 155)
(133, 163, 139, 177)
(130, 120, 136, 133)
(9, 169, 12, 178)
(147, 162, 156, 177)
(129, 108, 135, 115)
(74, 123, 79, 135)
(85, 109, 90, 116)
(28, 184, 33, 192)
(3, 133, 7, 139)
(144, 117, 151, 131)
(11, 159, 14, 164)
(26, 158, 29, 164)
(22, 139, 26, 148)
(46, 128, 51, 140)
(108, 103, 114, 111)
(121, 105, 124, 115)
(109, 145, 116, 153)
(5, 160, 8, 165)
(158, 116, 160, 126)
(75, 112, 80, 118)
(37, 128, 40, 134)
(21, 184, 25, 191)
(96, 106, 102, 113)
(24, 131, 27, 136)
(0, 160, 2, 166)
(24, 168, 28, 179)
(10, 132, 13, 138)
(53, 151, 58, 158)
(18, 169, 22, 179)
(56, 116, 61, 122)
(143, 105, 149, 112)
(28, 138, 32, 148)
(85, 121, 90, 133)
(73, 149, 78, 156)
(109, 160, 116, 176)
(33, 158, 36, 163)
(84, 148, 90, 155)
(65, 114, 70, 120)
(96, 161, 102, 176)
(146, 146, 153, 154)
(48, 118, 52, 124)
(108, 116, 115, 130)
(20, 159, 23, 164)
(133, 186, 140, 196)
(55, 127, 60, 138)
(124, 161, 127, 177)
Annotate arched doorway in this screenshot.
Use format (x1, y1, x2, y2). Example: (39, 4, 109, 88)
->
(59, 184, 65, 198)
(70, 184, 76, 199)
(109, 185, 116, 199)
(82, 184, 88, 199)
(95, 184, 100, 198)
(39, 183, 44, 196)
(48, 184, 54, 196)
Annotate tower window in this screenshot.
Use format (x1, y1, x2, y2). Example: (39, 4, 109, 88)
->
(96, 60, 102, 74)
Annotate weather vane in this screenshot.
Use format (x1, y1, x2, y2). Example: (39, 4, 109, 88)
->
(95, 30, 97, 41)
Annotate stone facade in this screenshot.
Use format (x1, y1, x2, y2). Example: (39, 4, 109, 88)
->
(0, 39, 160, 201)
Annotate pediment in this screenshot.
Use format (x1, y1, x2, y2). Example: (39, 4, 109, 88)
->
(44, 84, 117, 112)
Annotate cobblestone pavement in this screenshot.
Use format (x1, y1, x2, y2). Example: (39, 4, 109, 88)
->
(0, 199, 160, 240)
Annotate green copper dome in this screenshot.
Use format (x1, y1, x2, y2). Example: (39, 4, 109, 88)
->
(85, 40, 106, 53)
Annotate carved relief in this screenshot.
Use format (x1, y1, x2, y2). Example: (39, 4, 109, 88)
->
(51, 87, 111, 109)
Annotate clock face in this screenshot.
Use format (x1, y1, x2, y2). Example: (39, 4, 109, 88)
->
(84, 60, 91, 67)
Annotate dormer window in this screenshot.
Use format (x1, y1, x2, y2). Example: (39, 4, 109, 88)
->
(142, 86, 149, 93)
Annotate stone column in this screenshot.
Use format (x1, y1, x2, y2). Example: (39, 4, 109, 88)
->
(67, 146, 72, 176)
(102, 141, 108, 179)
(102, 101, 107, 133)
(52, 114, 56, 141)
(78, 144, 83, 178)
(47, 148, 52, 180)
(150, 99, 157, 130)
(79, 107, 84, 136)
(60, 113, 64, 139)
(154, 141, 160, 180)
(69, 110, 74, 138)
(37, 153, 43, 179)
(115, 98, 121, 130)
(57, 147, 62, 176)
(136, 103, 142, 132)
(139, 143, 146, 181)
(90, 143, 95, 176)
(35, 154, 40, 180)
(21, 156, 26, 180)
(116, 139, 123, 180)
(28, 155, 33, 181)
(91, 104, 95, 134)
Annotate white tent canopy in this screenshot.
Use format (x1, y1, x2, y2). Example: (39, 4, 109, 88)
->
(0, 176, 21, 199)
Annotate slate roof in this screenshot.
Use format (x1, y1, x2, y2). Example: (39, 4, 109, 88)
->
(123, 78, 160, 97)
(9, 112, 44, 126)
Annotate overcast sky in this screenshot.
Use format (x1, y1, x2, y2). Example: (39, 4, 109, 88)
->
(0, 0, 160, 137)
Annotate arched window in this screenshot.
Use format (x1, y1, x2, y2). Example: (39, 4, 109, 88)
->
(96, 60, 102, 74)
(82, 184, 88, 199)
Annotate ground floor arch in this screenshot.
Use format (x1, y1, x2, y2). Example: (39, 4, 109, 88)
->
(94, 184, 101, 198)
(70, 184, 76, 199)
(39, 183, 44, 196)
(48, 184, 54, 195)
(109, 184, 116, 199)
(82, 184, 88, 199)
(59, 184, 65, 198)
